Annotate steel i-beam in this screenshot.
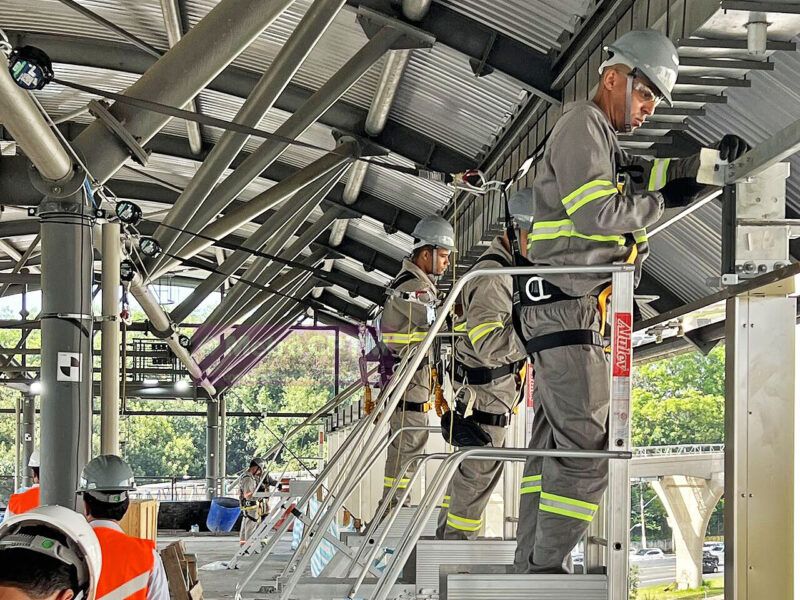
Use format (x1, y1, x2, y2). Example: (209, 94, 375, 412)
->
(71, 0, 295, 184)
(150, 0, 347, 270)
(169, 161, 348, 323)
(162, 16, 434, 268)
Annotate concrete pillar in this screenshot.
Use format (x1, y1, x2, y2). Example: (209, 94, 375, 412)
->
(100, 222, 121, 455)
(21, 394, 35, 487)
(206, 398, 219, 499)
(652, 475, 724, 590)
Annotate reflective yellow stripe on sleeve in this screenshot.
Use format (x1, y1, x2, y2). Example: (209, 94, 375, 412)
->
(561, 180, 618, 216)
(384, 476, 410, 489)
(453, 322, 467, 332)
(632, 228, 648, 244)
(382, 331, 427, 345)
(441, 494, 451, 508)
(468, 321, 504, 345)
(446, 513, 483, 532)
(648, 158, 671, 191)
(528, 219, 625, 245)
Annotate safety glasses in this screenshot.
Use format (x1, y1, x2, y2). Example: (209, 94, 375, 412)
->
(632, 79, 663, 106)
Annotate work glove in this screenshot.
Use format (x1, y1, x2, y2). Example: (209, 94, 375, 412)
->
(659, 177, 709, 209)
(717, 134, 750, 162)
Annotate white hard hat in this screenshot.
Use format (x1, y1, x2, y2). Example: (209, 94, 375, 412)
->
(28, 449, 40, 468)
(507, 188, 535, 229)
(0, 505, 102, 600)
(77, 455, 135, 503)
(411, 215, 456, 251)
(599, 29, 680, 106)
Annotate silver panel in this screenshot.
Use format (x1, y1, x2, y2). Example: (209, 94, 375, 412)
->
(415, 539, 516, 591)
(446, 574, 608, 600)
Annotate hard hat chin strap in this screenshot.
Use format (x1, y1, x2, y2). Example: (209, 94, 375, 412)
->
(623, 72, 633, 134)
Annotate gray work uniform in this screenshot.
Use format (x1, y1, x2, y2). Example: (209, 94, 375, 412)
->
(379, 259, 439, 505)
(239, 472, 260, 545)
(514, 101, 698, 573)
(436, 237, 525, 540)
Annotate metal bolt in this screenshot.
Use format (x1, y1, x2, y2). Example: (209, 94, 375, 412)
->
(51, 186, 61, 193)
(755, 197, 761, 203)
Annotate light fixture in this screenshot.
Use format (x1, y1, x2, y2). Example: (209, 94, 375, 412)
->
(115, 201, 143, 225)
(8, 46, 54, 90)
(143, 378, 158, 386)
(139, 237, 162, 258)
(29, 381, 42, 395)
(175, 379, 190, 392)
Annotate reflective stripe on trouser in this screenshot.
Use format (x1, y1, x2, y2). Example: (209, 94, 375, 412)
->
(381, 408, 429, 508)
(97, 571, 150, 600)
(435, 419, 507, 541)
(513, 297, 610, 574)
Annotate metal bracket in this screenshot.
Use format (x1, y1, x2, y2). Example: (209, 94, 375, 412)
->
(146, 319, 175, 339)
(357, 7, 436, 50)
(332, 129, 389, 158)
(88, 100, 150, 166)
(40, 312, 94, 321)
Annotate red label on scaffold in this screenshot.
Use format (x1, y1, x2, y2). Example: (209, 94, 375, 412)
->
(612, 313, 632, 377)
(526, 361, 535, 408)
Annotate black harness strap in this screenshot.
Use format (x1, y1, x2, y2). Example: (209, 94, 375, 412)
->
(453, 360, 521, 385)
(456, 401, 511, 428)
(389, 270, 417, 291)
(523, 329, 603, 355)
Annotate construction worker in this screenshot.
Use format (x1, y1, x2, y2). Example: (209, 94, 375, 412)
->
(513, 29, 749, 574)
(239, 456, 267, 547)
(0, 505, 102, 600)
(379, 215, 454, 506)
(5, 450, 41, 519)
(78, 455, 169, 600)
(436, 189, 533, 540)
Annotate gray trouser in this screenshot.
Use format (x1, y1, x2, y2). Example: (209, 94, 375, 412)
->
(381, 366, 431, 507)
(240, 509, 261, 545)
(435, 417, 506, 540)
(513, 296, 609, 574)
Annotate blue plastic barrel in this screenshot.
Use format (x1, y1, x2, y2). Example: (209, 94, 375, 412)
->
(206, 497, 241, 532)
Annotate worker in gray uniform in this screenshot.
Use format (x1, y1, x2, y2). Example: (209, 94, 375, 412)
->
(435, 188, 534, 540)
(378, 215, 454, 507)
(513, 29, 749, 573)
(239, 456, 267, 547)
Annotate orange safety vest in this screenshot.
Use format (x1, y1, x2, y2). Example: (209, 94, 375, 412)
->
(7, 485, 40, 515)
(94, 526, 156, 600)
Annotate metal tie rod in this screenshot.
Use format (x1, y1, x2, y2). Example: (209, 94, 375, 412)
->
(276, 263, 635, 600)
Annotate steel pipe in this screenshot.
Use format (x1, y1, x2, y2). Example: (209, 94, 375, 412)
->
(160, 0, 203, 155)
(206, 398, 219, 499)
(100, 222, 120, 455)
(151, 0, 347, 270)
(168, 25, 407, 265)
(128, 274, 216, 396)
(72, 0, 295, 184)
(0, 54, 72, 181)
(154, 143, 357, 276)
(170, 162, 347, 323)
(402, 0, 432, 21)
(21, 395, 35, 488)
(365, 50, 411, 136)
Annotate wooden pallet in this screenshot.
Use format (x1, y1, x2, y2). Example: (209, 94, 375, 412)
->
(161, 540, 203, 600)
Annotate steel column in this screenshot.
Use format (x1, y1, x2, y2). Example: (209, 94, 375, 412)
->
(725, 294, 795, 600)
(169, 23, 418, 262)
(71, 0, 295, 184)
(21, 394, 35, 488)
(100, 222, 120, 455)
(151, 0, 347, 270)
(159, 0, 203, 155)
(206, 398, 219, 499)
(39, 195, 94, 508)
(219, 393, 227, 494)
(169, 162, 347, 323)
(191, 209, 340, 349)
(154, 143, 357, 276)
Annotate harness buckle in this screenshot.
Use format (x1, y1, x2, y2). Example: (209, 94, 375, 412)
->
(523, 276, 552, 302)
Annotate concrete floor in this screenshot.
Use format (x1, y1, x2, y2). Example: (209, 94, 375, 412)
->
(157, 531, 296, 600)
